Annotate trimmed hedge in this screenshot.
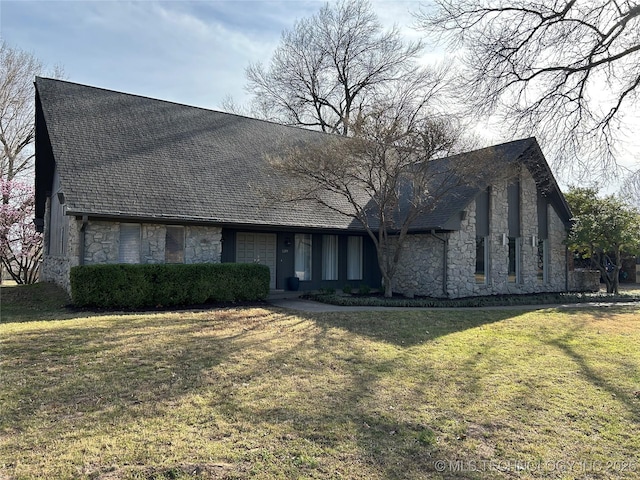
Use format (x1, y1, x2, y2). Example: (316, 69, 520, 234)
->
(70, 263, 270, 309)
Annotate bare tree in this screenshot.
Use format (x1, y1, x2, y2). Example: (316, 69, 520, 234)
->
(267, 92, 486, 297)
(417, 0, 640, 175)
(620, 168, 640, 209)
(0, 41, 62, 283)
(0, 41, 62, 182)
(246, 0, 449, 136)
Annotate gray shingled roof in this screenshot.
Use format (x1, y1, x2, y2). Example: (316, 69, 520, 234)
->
(35, 78, 570, 232)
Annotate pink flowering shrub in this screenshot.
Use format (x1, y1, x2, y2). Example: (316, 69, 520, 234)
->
(0, 179, 42, 284)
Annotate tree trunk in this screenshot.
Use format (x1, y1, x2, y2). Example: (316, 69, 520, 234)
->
(612, 248, 622, 295)
(384, 277, 393, 298)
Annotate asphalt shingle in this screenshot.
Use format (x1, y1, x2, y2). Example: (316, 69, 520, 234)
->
(35, 78, 570, 232)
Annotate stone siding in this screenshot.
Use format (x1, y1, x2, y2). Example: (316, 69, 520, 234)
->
(392, 166, 569, 298)
(185, 226, 222, 264)
(391, 234, 446, 297)
(41, 216, 223, 294)
(489, 181, 509, 293)
(40, 214, 81, 294)
(568, 269, 600, 292)
(547, 204, 568, 292)
(141, 224, 166, 263)
(446, 208, 476, 298)
(84, 221, 119, 264)
(519, 171, 540, 289)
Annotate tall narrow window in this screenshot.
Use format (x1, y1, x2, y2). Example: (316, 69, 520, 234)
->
(295, 233, 312, 280)
(322, 235, 338, 280)
(537, 194, 549, 283)
(475, 188, 490, 284)
(537, 239, 548, 283)
(119, 223, 141, 264)
(347, 236, 363, 281)
(165, 226, 185, 263)
(476, 237, 488, 284)
(508, 237, 519, 283)
(507, 181, 521, 283)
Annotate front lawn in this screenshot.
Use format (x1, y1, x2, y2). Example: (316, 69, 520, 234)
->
(1, 285, 639, 479)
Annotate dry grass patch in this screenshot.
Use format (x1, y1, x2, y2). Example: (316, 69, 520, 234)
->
(1, 292, 639, 479)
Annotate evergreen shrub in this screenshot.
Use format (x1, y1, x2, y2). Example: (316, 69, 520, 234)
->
(70, 263, 270, 308)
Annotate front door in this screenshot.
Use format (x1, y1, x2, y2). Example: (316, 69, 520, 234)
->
(235, 232, 277, 289)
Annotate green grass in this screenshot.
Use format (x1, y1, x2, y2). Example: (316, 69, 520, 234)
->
(0, 282, 72, 322)
(1, 284, 640, 479)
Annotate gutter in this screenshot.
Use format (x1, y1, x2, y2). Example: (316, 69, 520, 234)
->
(431, 229, 448, 297)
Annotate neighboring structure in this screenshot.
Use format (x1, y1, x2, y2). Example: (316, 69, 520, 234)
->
(35, 77, 577, 297)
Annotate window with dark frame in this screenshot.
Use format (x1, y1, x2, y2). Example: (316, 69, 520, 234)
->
(507, 181, 521, 284)
(322, 235, 338, 281)
(119, 223, 141, 264)
(295, 233, 312, 281)
(508, 237, 518, 283)
(165, 226, 185, 264)
(475, 188, 490, 284)
(347, 236, 363, 281)
(537, 194, 549, 283)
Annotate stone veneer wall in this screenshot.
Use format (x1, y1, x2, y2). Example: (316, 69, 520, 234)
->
(446, 203, 477, 298)
(392, 166, 569, 299)
(141, 225, 165, 264)
(185, 226, 222, 264)
(41, 217, 222, 294)
(547, 203, 569, 292)
(84, 221, 119, 264)
(40, 209, 81, 294)
(391, 234, 446, 297)
(82, 222, 222, 265)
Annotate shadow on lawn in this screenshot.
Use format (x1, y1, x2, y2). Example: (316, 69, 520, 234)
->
(14, 303, 638, 479)
(545, 326, 640, 418)
(214, 310, 507, 479)
(1, 309, 276, 429)
(303, 308, 518, 347)
(2, 306, 510, 479)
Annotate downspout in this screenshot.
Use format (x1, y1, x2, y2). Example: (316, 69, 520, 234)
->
(431, 229, 448, 298)
(565, 226, 570, 292)
(79, 215, 88, 265)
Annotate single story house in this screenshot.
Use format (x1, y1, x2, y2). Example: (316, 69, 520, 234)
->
(35, 77, 579, 298)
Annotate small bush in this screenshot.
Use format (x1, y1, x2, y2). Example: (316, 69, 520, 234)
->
(358, 284, 371, 295)
(70, 263, 270, 309)
(342, 284, 352, 294)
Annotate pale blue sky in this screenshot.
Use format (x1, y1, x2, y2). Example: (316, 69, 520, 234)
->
(0, 0, 423, 109)
(1, 0, 637, 188)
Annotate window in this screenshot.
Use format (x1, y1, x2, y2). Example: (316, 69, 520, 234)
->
(475, 188, 490, 284)
(537, 194, 549, 283)
(475, 236, 488, 284)
(119, 223, 141, 263)
(507, 181, 520, 237)
(165, 226, 185, 263)
(507, 181, 521, 284)
(322, 235, 338, 280)
(295, 233, 312, 280)
(508, 237, 520, 283)
(537, 239, 548, 283)
(347, 236, 363, 281)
